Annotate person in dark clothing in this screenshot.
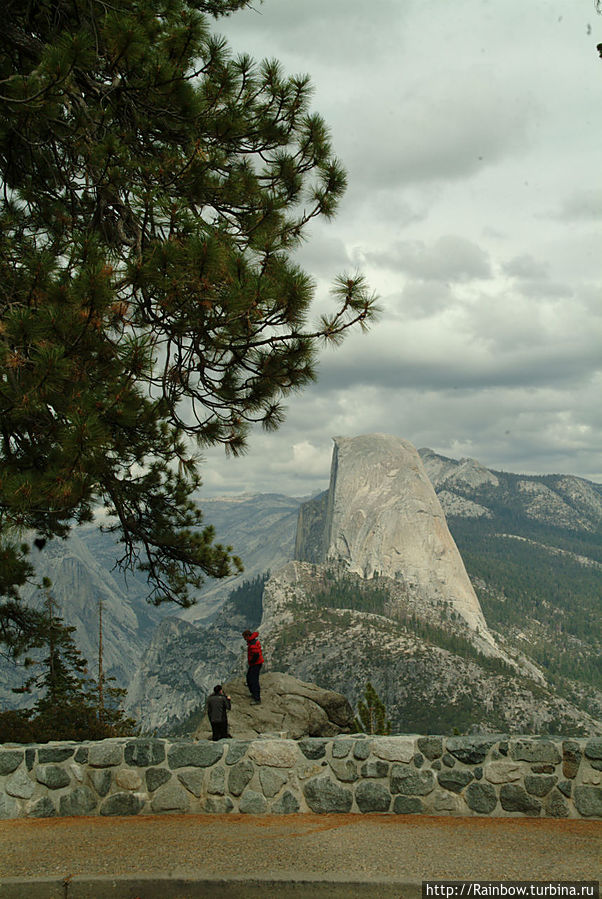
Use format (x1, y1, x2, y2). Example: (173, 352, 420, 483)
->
(242, 630, 263, 704)
(206, 684, 231, 740)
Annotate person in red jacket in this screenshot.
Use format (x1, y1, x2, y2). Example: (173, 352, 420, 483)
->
(242, 629, 263, 704)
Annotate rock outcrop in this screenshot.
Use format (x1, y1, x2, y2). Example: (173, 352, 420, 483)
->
(295, 434, 496, 650)
(193, 672, 355, 741)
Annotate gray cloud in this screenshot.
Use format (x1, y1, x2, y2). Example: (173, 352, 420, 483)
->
(555, 189, 602, 222)
(195, 1, 602, 497)
(367, 235, 492, 282)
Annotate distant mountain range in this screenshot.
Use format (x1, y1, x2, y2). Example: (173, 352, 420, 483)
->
(3, 439, 600, 738)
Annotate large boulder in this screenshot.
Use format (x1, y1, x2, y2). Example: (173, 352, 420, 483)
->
(193, 672, 355, 741)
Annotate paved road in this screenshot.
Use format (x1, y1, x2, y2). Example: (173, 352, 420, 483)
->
(0, 813, 600, 898)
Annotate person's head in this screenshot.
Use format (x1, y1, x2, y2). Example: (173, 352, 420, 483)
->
(242, 630, 252, 641)
(213, 684, 223, 694)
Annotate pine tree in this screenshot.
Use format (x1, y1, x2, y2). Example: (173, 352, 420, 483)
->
(355, 681, 392, 735)
(4, 585, 135, 742)
(0, 0, 379, 645)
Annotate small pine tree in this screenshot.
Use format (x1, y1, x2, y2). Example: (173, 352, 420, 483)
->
(5, 586, 136, 742)
(355, 681, 392, 735)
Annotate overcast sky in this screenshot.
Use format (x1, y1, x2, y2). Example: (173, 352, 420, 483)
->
(200, 0, 601, 497)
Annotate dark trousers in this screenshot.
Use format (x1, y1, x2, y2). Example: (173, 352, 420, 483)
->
(210, 720, 228, 741)
(246, 663, 262, 701)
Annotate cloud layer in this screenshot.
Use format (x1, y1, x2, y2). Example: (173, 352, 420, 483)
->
(198, 0, 602, 496)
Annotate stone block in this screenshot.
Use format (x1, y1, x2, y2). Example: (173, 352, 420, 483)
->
(329, 759, 358, 783)
(428, 790, 463, 814)
(442, 754, 456, 768)
(390, 764, 435, 796)
(259, 767, 288, 798)
(417, 737, 443, 760)
(392, 796, 423, 814)
(88, 768, 112, 797)
(557, 780, 572, 798)
(584, 738, 602, 760)
(208, 766, 225, 795)
(239, 790, 268, 814)
(465, 782, 497, 814)
(228, 759, 255, 796)
(373, 738, 414, 763)
(168, 741, 223, 769)
(353, 740, 372, 761)
(69, 763, 84, 784)
(6, 769, 35, 799)
(413, 753, 425, 768)
(298, 739, 327, 759)
(88, 741, 123, 768)
(151, 781, 190, 813)
(573, 785, 602, 818)
(124, 739, 165, 768)
(60, 786, 97, 816)
(437, 769, 474, 793)
(28, 797, 56, 818)
(248, 740, 298, 768)
(499, 784, 541, 815)
(510, 740, 561, 765)
(178, 769, 205, 798)
(38, 746, 74, 764)
(544, 790, 569, 818)
(303, 775, 353, 813)
(524, 775, 557, 797)
(100, 792, 144, 816)
(201, 796, 234, 813)
(225, 742, 250, 765)
(25, 749, 35, 770)
(331, 740, 353, 758)
(36, 765, 71, 790)
(74, 746, 89, 764)
(484, 761, 522, 784)
(446, 737, 496, 765)
(580, 768, 602, 785)
(0, 792, 18, 819)
(272, 790, 300, 814)
(355, 781, 391, 813)
(146, 767, 172, 793)
(0, 751, 23, 776)
(360, 760, 389, 779)
(115, 769, 142, 791)
(562, 741, 582, 779)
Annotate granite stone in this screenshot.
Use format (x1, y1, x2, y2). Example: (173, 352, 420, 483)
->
(36, 765, 71, 790)
(101, 792, 144, 816)
(465, 782, 497, 814)
(59, 786, 97, 816)
(303, 775, 353, 813)
(355, 781, 391, 813)
(499, 784, 542, 815)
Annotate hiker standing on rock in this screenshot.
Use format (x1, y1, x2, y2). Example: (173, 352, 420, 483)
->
(207, 684, 231, 740)
(243, 629, 263, 704)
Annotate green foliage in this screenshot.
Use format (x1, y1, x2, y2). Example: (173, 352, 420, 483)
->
(313, 570, 389, 615)
(0, 0, 378, 638)
(355, 681, 392, 735)
(227, 572, 268, 626)
(448, 518, 602, 690)
(1, 588, 136, 742)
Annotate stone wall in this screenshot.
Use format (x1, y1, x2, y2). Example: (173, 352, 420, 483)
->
(1, 735, 601, 820)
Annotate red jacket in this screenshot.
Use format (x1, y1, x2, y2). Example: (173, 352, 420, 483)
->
(246, 632, 264, 666)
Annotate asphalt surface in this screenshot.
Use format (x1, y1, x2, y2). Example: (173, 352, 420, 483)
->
(0, 813, 600, 898)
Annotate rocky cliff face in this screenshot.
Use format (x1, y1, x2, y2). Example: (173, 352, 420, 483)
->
(260, 561, 600, 737)
(418, 448, 602, 531)
(295, 434, 496, 653)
